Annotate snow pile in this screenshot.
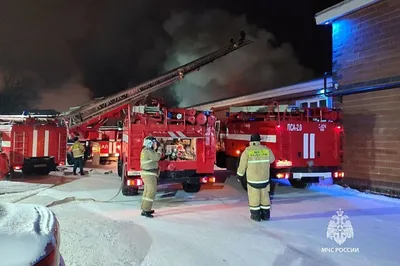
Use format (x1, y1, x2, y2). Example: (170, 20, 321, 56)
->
(0, 202, 57, 266)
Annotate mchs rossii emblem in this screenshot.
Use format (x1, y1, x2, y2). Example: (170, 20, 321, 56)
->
(326, 208, 354, 245)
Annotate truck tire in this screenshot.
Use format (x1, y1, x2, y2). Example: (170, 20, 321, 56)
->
(122, 186, 139, 196)
(289, 179, 310, 189)
(117, 160, 122, 177)
(215, 151, 227, 168)
(182, 182, 201, 193)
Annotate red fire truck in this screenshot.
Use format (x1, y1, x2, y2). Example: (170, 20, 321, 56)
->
(66, 128, 122, 165)
(88, 128, 122, 163)
(0, 115, 67, 176)
(215, 102, 344, 189)
(59, 32, 252, 195)
(119, 105, 217, 195)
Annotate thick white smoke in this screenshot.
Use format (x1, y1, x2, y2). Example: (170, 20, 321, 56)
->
(162, 10, 313, 107)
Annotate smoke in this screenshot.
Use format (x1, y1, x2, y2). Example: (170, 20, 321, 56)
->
(161, 10, 314, 107)
(34, 75, 93, 112)
(0, 2, 316, 114)
(0, 0, 90, 113)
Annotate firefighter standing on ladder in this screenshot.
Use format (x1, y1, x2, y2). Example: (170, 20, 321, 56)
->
(237, 133, 275, 222)
(140, 136, 163, 218)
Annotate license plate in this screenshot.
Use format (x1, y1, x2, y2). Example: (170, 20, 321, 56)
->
(34, 164, 47, 168)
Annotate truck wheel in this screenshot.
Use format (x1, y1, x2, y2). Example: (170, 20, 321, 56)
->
(117, 160, 122, 177)
(182, 182, 201, 193)
(215, 151, 227, 168)
(122, 186, 139, 196)
(289, 179, 310, 189)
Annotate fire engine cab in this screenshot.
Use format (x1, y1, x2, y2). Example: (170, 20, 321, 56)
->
(119, 105, 217, 195)
(215, 102, 344, 189)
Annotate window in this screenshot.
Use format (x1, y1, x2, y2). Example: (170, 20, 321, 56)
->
(296, 96, 332, 108)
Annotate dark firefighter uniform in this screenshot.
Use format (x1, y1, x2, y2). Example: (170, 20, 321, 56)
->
(140, 136, 163, 218)
(237, 133, 275, 221)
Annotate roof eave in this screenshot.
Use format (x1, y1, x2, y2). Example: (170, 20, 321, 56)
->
(315, 0, 380, 25)
(191, 77, 332, 111)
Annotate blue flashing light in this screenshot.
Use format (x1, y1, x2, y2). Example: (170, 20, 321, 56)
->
(249, 117, 255, 121)
(319, 89, 325, 94)
(167, 112, 173, 118)
(226, 112, 230, 117)
(325, 21, 330, 25)
(332, 19, 353, 45)
(203, 111, 210, 116)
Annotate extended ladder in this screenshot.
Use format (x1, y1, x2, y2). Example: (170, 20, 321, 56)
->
(61, 34, 252, 130)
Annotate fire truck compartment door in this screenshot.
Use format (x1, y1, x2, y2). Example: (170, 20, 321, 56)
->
(292, 172, 332, 180)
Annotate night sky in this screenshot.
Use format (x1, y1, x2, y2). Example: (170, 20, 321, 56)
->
(0, 0, 342, 113)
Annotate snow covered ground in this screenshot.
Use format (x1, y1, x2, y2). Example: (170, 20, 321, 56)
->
(1, 168, 399, 266)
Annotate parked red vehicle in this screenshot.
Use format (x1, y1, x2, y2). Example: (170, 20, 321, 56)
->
(0, 115, 67, 175)
(215, 102, 344, 189)
(119, 105, 218, 195)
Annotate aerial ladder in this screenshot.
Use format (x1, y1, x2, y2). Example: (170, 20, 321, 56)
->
(60, 32, 252, 136)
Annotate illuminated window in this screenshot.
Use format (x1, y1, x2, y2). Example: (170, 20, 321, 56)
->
(296, 96, 332, 108)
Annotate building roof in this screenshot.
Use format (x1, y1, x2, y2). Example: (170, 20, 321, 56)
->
(191, 77, 332, 111)
(315, 0, 380, 25)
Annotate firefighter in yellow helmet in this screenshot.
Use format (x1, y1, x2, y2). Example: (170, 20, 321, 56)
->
(140, 136, 163, 218)
(237, 133, 275, 222)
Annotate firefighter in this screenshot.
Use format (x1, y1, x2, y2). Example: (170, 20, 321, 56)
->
(71, 136, 85, 175)
(237, 133, 275, 222)
(140, 136, 163, 218)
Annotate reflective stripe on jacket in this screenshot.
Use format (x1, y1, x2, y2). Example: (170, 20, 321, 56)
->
(140, 148, 162, 176)
(237, 141, 275, 185)
(72, 141, 85, 158)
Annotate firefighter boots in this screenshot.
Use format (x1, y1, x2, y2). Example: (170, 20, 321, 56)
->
(250, 210, 261, 222)
(141, 210, 154, 218)
(261, 209, 270, 221)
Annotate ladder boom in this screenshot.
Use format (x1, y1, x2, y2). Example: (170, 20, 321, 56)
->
(62, 36, 252, 131)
